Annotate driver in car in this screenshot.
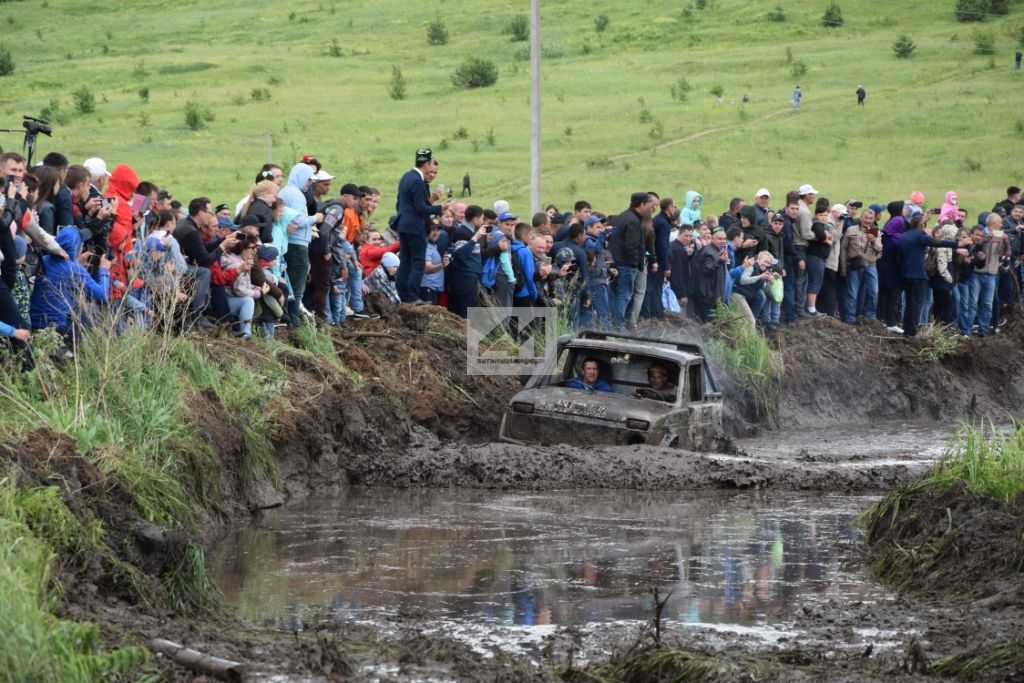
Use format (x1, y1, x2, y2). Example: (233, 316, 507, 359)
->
(633, 362, 676, 401)
(565, 357, 613, 393)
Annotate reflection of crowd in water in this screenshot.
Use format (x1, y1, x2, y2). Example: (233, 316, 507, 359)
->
(216, 493, 877, 628)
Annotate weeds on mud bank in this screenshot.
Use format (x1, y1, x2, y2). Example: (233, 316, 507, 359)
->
(707, 304, 783, 428)
(861, 421, 1024, 602)
(0, 322, 352, 679)
(0, 479, 149, 682)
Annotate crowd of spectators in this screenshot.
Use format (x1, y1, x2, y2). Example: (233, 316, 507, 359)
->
(0, 145, 1020, 365)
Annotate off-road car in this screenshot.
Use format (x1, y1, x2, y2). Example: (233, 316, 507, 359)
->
(499, 330, 723, 448)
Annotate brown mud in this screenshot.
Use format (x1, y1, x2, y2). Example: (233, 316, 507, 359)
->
(4, 306, 1024, 680)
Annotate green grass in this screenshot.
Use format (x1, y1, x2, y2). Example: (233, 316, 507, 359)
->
(708, 303, 784, 427)
(0, 479, 149, 682)
(1, 0, 1021, 213)
(916, 421, 1024, 502)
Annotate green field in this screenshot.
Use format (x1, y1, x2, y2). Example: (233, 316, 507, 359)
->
(2, 0, 1022, 215)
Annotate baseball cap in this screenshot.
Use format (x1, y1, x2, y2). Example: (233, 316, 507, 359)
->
(257, 245, 279, 262)
(846, 199, 863, 208)
(583, 215, 604, 228)
(214, 203, 229, 214)
(493, 199, 511, 215)
(311, 170, 335, 182)
(340, 183, 363, 197)
(770, 212, 785, 222)
(381, 252, 400, 268)
(301, 155, 321, 170)
(868, 203, 885, 215)
(798, 184, 818, 196)
(216, 216, 237, 230)
(831, 203, 848, 216)
(498, 211, 519, 222)
(755, 188, 770, 198)
(144, 237, 166, 253)
(83, 157, 110, 178)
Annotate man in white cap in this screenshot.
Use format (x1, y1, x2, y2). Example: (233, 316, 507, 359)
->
(793, 184, 818, 317)
(753, 188, 771, 228)
(310, 169, 335, 204)
(83, 157, 111, 195)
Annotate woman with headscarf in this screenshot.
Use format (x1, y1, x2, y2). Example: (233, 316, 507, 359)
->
(877, 200, 906, 333)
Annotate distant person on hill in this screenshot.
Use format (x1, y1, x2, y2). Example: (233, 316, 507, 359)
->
(792, 85, 802, 109)
(856, 85, 866, 106)
(462, 172, 472, 197)
(1016, 51, 1022, 71)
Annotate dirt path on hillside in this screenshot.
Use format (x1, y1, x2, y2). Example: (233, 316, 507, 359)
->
(608, 107, 791, 162)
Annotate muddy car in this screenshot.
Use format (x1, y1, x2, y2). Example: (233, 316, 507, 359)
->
(499, 330, 722, 449)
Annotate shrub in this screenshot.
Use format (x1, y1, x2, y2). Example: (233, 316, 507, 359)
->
(72, 86, 95, 114)
(388, 65, 406, 101)
(955, 0, 987, 22)
(594, 14, 609, 32)
(1017, 22, 1024, 48)
(892, 33, 916, 58)
(973, 28, 995, 54)
(451, 57, 498, 89)
(453, 126, 468, 140)
(767, 5, 786, 22)
(710, 84, 724, 98)
(184, 101, 212, 131)
(791, 60, 808, 78)
(427, 16, 449, 45)
(250, 87, 271, 102)
(328, 39, 342, 57)
(822, 1, 843, 27)
(138, 86, 149, 102)
(987, 0, 1008, 16)
(505, 14, 529, 42)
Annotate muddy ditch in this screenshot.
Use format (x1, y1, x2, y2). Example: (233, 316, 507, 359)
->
(5, 307, 1024, 680)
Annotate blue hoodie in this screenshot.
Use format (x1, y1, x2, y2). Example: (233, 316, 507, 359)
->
(680, 190, 703, 227)
(30, 226, 110, 330)
(280, 164, 318, 245)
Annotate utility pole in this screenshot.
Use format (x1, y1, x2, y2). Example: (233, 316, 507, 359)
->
(530, 0, 541, 214)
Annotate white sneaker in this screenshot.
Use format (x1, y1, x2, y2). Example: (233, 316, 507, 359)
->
(345, 306, 354, 316)
(886, 325, 904, 334)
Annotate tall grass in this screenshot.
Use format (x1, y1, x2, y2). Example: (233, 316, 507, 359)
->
(911, 421, 1024, 503)
(707, 303, 783, 427)
(0, 479, 149, 682)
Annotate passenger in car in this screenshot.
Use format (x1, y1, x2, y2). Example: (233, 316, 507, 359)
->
(564, 357, 614, 393)
(633, 362, 677, 401)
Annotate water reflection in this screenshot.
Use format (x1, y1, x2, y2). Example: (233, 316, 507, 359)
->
(213, 489, 884, 629)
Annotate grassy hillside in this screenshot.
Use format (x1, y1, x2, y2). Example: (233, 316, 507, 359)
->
(2, 0, 1022, 214)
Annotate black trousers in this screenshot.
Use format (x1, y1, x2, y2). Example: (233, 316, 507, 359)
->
(878, 286, 901, 326)
(901, 278, 928, 337)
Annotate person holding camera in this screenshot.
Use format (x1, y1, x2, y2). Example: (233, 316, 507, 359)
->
(29, 226, 111, 344)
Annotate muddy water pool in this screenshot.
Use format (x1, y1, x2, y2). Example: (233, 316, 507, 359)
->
(213, 489, 889, 633)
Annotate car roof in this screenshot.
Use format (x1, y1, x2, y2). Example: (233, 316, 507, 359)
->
(564, 339, 702, 364)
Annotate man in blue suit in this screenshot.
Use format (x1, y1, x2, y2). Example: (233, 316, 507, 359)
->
(395, 148, 452, 304)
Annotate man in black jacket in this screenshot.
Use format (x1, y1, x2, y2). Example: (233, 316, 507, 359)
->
(608, 192, 649, 330)
(690, 229, 728, 323)
(174, 197, 238, 327)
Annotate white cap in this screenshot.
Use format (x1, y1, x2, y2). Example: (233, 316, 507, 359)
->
(381, 252, 400, 268)
(798, 184, 818, 196)
(831, 203, 848, 216)
(493, 199, 510, 215)
(83, 157, 110, 179)
(755, 188, 770, 198)
(311, 170, 335, 181)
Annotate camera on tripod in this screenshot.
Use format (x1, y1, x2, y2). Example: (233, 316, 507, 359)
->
(22, 115, 53, 138)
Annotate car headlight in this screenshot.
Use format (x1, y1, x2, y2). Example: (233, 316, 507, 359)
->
(512, 401, 534, 414)
(626, 418, 650, 431)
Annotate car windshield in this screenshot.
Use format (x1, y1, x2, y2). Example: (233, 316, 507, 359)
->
(557, 349, 680, 402)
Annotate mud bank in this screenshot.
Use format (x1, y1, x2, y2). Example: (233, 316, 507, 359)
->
(344, 424, 942, 492)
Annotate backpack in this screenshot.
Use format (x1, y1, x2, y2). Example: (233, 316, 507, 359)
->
(925, 247, 938, 277)
(510, 242, 528, 289)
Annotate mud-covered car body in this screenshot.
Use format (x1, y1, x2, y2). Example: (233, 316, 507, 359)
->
(499, 330, 722, 448)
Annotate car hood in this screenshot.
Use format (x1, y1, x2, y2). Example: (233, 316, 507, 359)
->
(510, 387, 676, 423)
